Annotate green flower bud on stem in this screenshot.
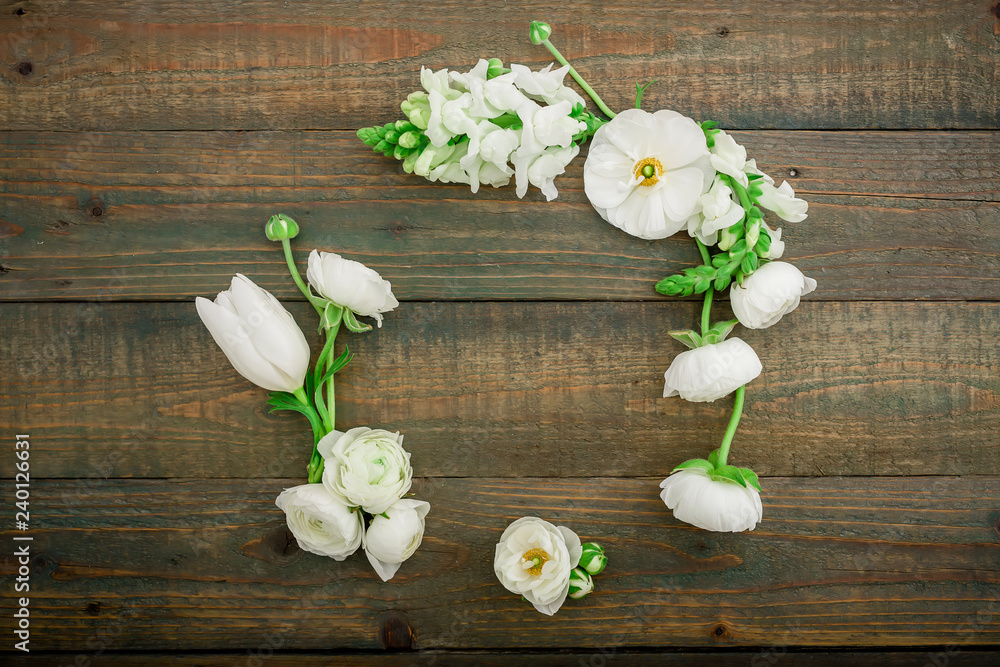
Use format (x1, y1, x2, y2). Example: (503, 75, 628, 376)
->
(265, 213, 300, 242)
(579, 542, 607, 575)
(529, 21, 552, 45)
(568, 567, 594, 599)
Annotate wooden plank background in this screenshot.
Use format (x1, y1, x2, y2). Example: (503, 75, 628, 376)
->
(1, 0, 998, 662)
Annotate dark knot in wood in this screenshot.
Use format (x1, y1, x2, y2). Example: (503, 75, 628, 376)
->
(380, 615, 415, 650)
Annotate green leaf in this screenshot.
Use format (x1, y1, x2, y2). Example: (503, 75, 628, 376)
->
(669, 329, 703, 349)
(316, 347, 354, 387)
(739, 467, 762, 492)
(380, 511, 390, 519)
(672, 458, 715, 473)
(634, 80, 657, 109)
(699, 120, 720, 131)
(748, 184, 764, 199)
(711, 464, 748, 487)
(746, 172, 764, 182)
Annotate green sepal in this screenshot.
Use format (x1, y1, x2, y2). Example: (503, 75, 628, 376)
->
(701, 318, 739, 345)
(669, 329, 703, 349)
(672, 458, 715, 474)
(486, 57, 507, 79)
(318, 302, 344, 333)
(379, 511, 390, 519)
(711, 464, 748, 488)
(748, 183, 764, 199)
(739, 467, 762, 492)
(707, 448, 721, 468)
(342, 308, 372, 333)
(755, 232, 772, 255)
(746, 172, 765, 182)
(747, 206, 764, 220)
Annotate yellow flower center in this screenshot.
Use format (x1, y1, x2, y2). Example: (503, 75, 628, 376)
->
(522, 548, 551, 576)
(633, 157, 663, 187)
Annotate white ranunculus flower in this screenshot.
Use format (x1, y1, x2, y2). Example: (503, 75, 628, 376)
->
(583, 109, 714, 240)
(275, 483, 364, 559)
(730, 261, 817, 329)
(709, 131, 749, 189)
(757, 180, 808, 223)
(687, 176, 745, 245)
(363, 498, 431, 582)
(318, 427, 413, 515)
(195, 274, 310, 393)
(494, 517, 582, 616)
(660, 469, 763, 532)
(306, 250, 399, 327)
(663, 338, 762, 402)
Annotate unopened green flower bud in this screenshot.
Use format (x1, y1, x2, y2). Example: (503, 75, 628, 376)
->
(718, 227, 737, 251)
(579, 542, 607, 575)
(401, 92, 431, 130)
(398, 130, 421, 150)
(529, 21, 552, 45)
(568, 567, 594, 599)
(265, 213, 299, 242)
(745, 220, 761, 248)
(486, 57, 505, 79)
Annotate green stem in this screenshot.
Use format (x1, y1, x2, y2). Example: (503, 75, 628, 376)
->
(281, 238, 325, 313)
(696, 239, 713, 336)
(324, 319, 341, 435)
(717, 385, 745, 467)
(292, 386, 309, 406)
(729, 176, 754, 212)
(538, 38, 617, 119)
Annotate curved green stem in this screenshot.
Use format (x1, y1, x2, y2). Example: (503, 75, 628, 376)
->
(537, 38, 617, 119)
(717, 385, 745, 467)
(281, 238, 325, 313)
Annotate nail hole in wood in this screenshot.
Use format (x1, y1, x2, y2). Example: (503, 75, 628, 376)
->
(85, 602, 101, 616)
(14, 8, 26, 16)
(380, 615, 414, 650)
(788, 168, 799, 177)
(717, 27, 730, 37)
(16, 61, 33, 76)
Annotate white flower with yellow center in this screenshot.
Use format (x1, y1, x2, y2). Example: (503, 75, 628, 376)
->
(583, 109, 714, 240)
(494, 517, 582, 616)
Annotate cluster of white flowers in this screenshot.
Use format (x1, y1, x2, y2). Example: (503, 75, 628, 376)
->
(582, 109, 817, 534)
(368, 59, 596, 200)
(197, 218, 429, 581)
(278, 428, 429, 581)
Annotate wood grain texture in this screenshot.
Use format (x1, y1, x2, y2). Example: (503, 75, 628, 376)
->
(1, 130, 998, 301)
(8, 652, 1000, 666)
(2, 301, 997, 479)
(0, 476, 997, 650)
(0, 1, 997, 131)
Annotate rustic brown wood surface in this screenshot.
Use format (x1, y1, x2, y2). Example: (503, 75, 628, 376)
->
(1, 131, 998, 301)
(1, 301, 997, 479)
(0, 1, 998, 131)
(0, 477, 997, 651)
(1, 0, 998, 660)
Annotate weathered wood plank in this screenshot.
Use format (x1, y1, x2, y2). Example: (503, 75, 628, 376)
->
(0, 1, 997, 131)
(0, 477, 997, 650)
(1, 301, 996, 479)
(8, 652, 1000, 666)
(1, 130, 998, 301)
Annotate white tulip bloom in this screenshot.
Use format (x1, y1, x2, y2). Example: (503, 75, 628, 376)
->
(730, 261, 817, 329)
(306, 251, 398, 327)
(275, 483, 363, 559)
(687, 176, 745, 245)
(318, 427, 413, 515)
(660, 468, 763, 532)
(709, 131, 749, 189)
(757, 180, 809, 223)
(195, 274, 310, 393)
(583, 109, 714, 240)
(363, 498, 431, 582)
(494, 517, 582, 616)
(663, 338, 762, 402)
